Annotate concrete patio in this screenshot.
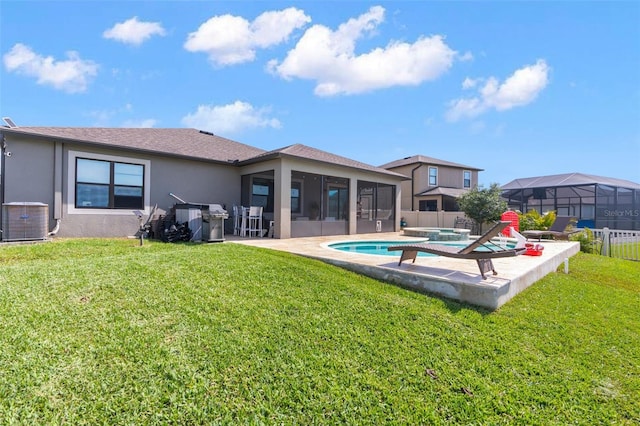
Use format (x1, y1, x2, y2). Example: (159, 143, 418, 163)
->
(227, 232, 580, 310)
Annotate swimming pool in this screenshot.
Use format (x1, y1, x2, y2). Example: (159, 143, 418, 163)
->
(328, 240, 453, 257)
(328, 239, 515, 257)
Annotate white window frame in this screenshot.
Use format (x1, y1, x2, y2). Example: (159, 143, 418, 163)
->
(67, 150, 151, 215)
(428, 167, 438, 186)
(463, 170, 471, 188)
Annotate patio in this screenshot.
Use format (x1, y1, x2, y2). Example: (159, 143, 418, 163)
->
(228, 232, 580, 310)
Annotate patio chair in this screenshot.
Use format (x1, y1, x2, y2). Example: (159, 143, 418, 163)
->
(388, 221, 527, 279)
(233, 205, 248, 236)
(521, 216, 579, 241)
(247, 206, 263, 237)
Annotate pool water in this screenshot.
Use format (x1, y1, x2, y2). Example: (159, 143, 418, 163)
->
(328, 240, 515, 257)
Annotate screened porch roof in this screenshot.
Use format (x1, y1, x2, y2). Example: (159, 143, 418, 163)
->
(501, 172, 640, 191)
(501, 172, 640, 201)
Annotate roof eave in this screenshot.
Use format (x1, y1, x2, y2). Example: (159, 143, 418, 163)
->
(1, 128, 238, 166)
(239, 151, 408, 180)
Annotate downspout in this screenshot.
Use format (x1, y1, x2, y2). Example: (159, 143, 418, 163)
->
(48, 219, 61, 236)
(49, 141, 64, 236)
(410, 164, 421, 211)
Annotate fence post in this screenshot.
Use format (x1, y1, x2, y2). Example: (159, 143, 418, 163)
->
(602, 227, 610, 257)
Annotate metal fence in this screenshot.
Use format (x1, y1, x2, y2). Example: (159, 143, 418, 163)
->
(591, 228, 640, 261)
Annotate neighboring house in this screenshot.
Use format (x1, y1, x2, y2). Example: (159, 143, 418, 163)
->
(380, 155, 482, 212)
(0, 126, 405, 240)
(501, 173, 640, 230)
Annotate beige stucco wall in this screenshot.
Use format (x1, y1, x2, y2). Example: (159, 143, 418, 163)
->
(387, 163, 479, 211)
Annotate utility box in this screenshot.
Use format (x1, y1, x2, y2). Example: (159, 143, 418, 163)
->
(2, 202, 49, 242)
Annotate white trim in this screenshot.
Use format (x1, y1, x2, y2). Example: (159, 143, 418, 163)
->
(67, 150, 151, 215)
(463, 169, 472, 188)
(428, 166, 438, 187)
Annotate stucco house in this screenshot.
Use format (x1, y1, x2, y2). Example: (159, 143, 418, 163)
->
(380, 155, 482, 212)
(0, 125, 406, 240)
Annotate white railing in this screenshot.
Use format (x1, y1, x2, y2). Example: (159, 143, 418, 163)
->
(591, 228, 640, 261)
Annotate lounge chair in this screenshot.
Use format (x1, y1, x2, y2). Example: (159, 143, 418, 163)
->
(521, 216, 578, 241)
(387, 221, 527, 279)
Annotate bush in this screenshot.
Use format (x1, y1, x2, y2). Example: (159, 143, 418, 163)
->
(518, 210, 557, 232)
(570, 227, 601, 254)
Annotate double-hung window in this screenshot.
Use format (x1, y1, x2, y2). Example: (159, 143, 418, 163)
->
(75, 158, 144, 209)
(463, 170, 471, 188)
(429, 167, 438, 186)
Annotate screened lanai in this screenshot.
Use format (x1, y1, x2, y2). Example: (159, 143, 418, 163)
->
(238, 144, 404, 238)
(501, 173, 640, 230)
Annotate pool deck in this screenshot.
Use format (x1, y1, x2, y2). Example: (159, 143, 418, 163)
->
(227, 232, 580, 310)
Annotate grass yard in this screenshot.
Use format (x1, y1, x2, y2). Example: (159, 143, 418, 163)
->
(0, 239, 638, 425)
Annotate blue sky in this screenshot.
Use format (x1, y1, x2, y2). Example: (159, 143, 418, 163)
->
(1, 1, 639, 186)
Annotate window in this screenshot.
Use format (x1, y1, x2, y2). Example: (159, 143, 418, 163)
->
(328, 187, 348, 219)
(419, 200, 438, 211)
(75, 158, 144, 209)
(429, 167, 438, 186)
(291, 181, 301, 213)
(251, 178, 274, 212)
(463, 170, 471, 188)
(252, 182, 269, 208)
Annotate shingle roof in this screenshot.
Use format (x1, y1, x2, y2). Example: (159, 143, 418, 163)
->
(501, 172, 640, 190)
(1, 127, 266, 163)
(417, 187, 469, 197)
(380, 154, 483, 171)
(240, 143, 406, 179)
(1, 127, 409, 178)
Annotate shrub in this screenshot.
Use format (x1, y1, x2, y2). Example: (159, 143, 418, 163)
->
(571, 227, 601, 254)
(518, 210, 557, 232)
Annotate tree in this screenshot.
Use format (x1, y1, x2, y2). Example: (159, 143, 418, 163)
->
(456, 183, 507, 233)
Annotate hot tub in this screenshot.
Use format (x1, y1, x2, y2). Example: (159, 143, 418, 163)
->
(401, 227, 471, 241)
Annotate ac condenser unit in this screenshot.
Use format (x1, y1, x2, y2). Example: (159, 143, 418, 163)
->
(2, 202, 49, 242)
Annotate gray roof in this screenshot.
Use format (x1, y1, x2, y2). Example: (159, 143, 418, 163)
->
(417, 187, 469, 197)
(380, 154, 483, 171)
(1, 127, 266, 164)
(240, 143, 407, 179)
(1, 127, 404, 178)
(501, 172, 640, 190)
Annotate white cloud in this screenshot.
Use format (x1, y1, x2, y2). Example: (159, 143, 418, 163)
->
(181, 101, 281, 134)
(268, 6, 457, 96)
(446, 59, 550, 121)
(103, 17, 166, 46)
(462, 77, 478, 90)
(458, 51, 474, 62)
(121, 119, 158, 128)
(3, 43, 98, 93)
(184, 8, 310, 66)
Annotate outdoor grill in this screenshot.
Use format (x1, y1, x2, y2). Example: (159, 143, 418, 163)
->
(201, 204, 228, 242)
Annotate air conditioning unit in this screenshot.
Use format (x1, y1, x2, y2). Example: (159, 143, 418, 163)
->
(2, 202, 49, 242)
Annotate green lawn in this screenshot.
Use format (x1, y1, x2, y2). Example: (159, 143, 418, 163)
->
(1, 239, 638, 425)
